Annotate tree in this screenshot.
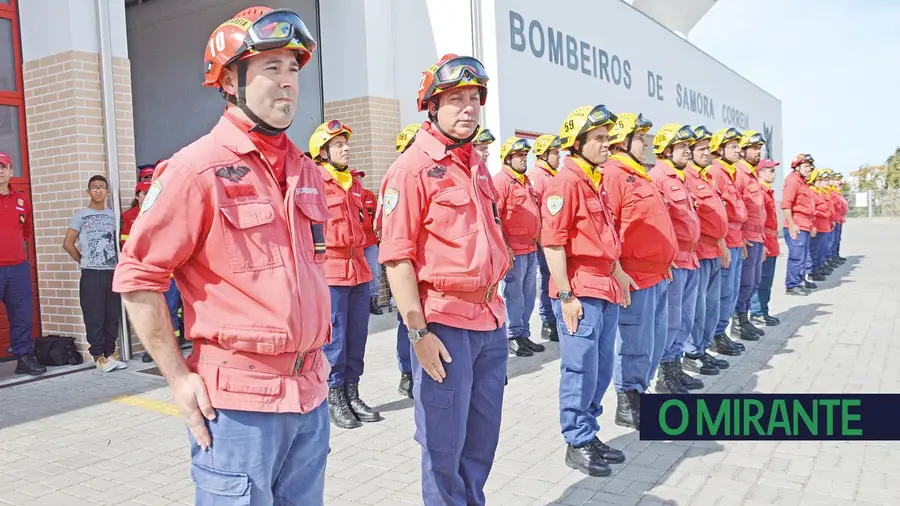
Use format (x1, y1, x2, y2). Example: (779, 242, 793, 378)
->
(885, 147, 900, 189)
(850, 165, 885, 191)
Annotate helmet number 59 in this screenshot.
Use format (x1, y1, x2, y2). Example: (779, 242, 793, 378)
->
(209, 31, 226, 57)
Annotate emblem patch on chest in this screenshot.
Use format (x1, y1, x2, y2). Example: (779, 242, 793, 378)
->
(215, 165, 251, 183)
(224, 184, 258, 198)
(427, 166, 447, 179)
(626, 175, 636, 184)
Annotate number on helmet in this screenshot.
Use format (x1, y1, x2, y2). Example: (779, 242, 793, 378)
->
(209, 31, 226, 57)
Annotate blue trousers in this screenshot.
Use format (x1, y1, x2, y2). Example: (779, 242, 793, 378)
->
(412, 323, 507, 506)
(501, 252, 537, 340)
(832, 223, 843, 257)
(325, 284, 370, 388)
(784, 229, 811, 289)
(189, 403, 329, 506)
(397, 313, 411, 374)
(810, 231, 832, 270)
(364, 244, 381, 298)
(1, 261, 34, 357)
(750, 256, 776, 317)
(614, 280, 668, 392)
(165, 278, 182, 336)
(735, 241, 764, 312)
(552, 297, 618, 446)
(685, 258, 721, 356)
(715, 246, 744, 334)
(536, 248, 555, 325)
(661, 268, 699, 363)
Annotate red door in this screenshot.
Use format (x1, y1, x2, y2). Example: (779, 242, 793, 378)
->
(0, 0, 40, 358)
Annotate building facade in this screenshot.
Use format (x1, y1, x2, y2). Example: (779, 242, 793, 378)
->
(2, 0, 782, 359)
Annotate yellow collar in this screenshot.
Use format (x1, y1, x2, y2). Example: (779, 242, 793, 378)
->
(505, 165, 527, 184)
(570, 156, 602, 190)
(717, 159, 737, 181)
(324, 162, 353, 192)
(611, 153, 652, 181)
(737, 159, 758, 175)
(535, 160, 558, 176)
(689, 162, 711, 181)
(661, 159, 685, 181)
(761, 180, 772, 189)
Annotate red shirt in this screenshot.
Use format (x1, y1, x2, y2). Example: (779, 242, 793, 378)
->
(361, 187, 378, 248)
(649, 160, 700, 270)
(603, 154, 678, 289)
(493, 166, 540, 255)
(707, 159, 748, 248)
(684, 163, 728, 261)
(781, 171, 815, 232)
(735, 160, 766, 244)
(527, 161, 556, 209)
(541, 156, 621, 303)
(760, 182, 780, 257)
(0, 186, 32, 266)
(120, 205, 140, 247)
(812, 188, 834, 233)
(113, 115, 332, 414)
(378, 122, 510, 331)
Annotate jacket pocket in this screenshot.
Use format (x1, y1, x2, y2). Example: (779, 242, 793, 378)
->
(217, 369, 284, 398)
(217, 324, 289, 355)
(220, 201, 284, 273)
(296, 200, 331, 264)
(430, 188, 477, 241)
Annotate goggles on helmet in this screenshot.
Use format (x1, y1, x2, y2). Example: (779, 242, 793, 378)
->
(673, 125, 695, 143)
(510, 139, 532, 152)
(692, 125, 712, 142)
(549, 137, 562, 149)
(325, 119, 352, 136)
(473, 128, 496, 145)
(433, 57, 489, 91)
(743, 132, 766, 146)
(634, 113, 653, 132)
(226, 9, 317, 66)
(722, 128, 742, 143)
(587, 104, 617, 129)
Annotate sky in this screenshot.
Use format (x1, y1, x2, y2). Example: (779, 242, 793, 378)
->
(687, 0, 900, 174)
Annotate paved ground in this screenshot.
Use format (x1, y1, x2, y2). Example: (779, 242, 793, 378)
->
(1, 217, 898, 506)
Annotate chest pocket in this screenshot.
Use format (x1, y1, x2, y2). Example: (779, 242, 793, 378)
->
(583, 188, 614, 238)
(431, 188, 477, 241)
(296, 199, 331, 264)
(220, 201, 284, 273)
(325, 193, 345, 220)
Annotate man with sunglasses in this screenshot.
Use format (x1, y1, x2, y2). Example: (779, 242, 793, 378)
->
(782, 154, 817, 295)
(648, 124, 702, 395)
(378, 54, 510, 506)
(113, 8, 331, 505)
(528, 134, 562, 342)
(683, 126, 732, 377)
(542, 104, 632, 476)
(707, 128, 749, 357)
(495, 137, 544, 358)
(604, 113, 678, 430)
(729, 130, 768, 342)
(309, 119, 382, 429)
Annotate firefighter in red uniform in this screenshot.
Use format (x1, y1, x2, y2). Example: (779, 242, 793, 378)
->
(648, 124, 701, 394)
(113, 8, 331, 504)
(828, 171, 848, 265)
(309, 119, 381, 429)
(471, 127, 496, 161)
(0, 152, 44, 376)
(603, 113, 678, 430)
(528, 134, 562, 342)
(542, 104, 632, 476)
(750, 158, 782, 326)
(494, 137, 545, 357)
(353, 169, 383, 315)
(807, 169, 834, 281)
(120, 180, 152, 247)
(731, 130, 768, 341)
(782, 154, 817, 295)
(379, 54, 510, 506)
(707, 128, 749, 356)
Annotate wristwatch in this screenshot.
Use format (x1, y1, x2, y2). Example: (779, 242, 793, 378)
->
(408, 327, 430, 343)
(559, 290, 575, 302)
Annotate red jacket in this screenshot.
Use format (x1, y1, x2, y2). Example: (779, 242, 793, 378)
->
(760, 182, 780, 257)
(706, 159, 748, 248)
(812, 188, 834, 233)
(649, 160, 700, 270)
(493, 166, 540, 255)
(321, 166, 374, 286)
(120, 205, 140, 248)
(684, 163, 728, 261)
(0, 186, 32, 266)
(735, 160, 766, 244)
(361, 187, 378, 248)
(781, 171, 815, 232)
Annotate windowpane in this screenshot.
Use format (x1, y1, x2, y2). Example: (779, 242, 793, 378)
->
(0, 18, 15, 92)
(0, 104, 23, 177)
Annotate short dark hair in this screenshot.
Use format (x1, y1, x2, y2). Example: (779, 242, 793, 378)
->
(88, 175, 109, 188)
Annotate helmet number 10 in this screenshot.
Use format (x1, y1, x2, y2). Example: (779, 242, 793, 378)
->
(209, 31, 226, 58)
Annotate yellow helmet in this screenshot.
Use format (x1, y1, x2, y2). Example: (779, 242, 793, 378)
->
(533, 134, 561, 157)
(808, 169, 820, 184)
(472, 127, 496, 145)
(309, 119, 353, 160)
(395, 123, 421, 153)
(652, 123, 695, 155)
(608, 113, 652, 147)
(739, 130, 766, 148)
(499, 137, 532, 162)
(559, 104, 617, 151)
(709, 127, 742, 154)
(690, 125, 713, 145)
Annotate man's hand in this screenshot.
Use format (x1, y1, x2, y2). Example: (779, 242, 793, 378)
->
(613, 266, 639, 308)
(506, 246, 515, 272)
(413, 332, 452, 383)
(742, 244, 748, 259)
(719, 244, 731, 269)
(666, 266, 674, 283)
(789, 223, 799, 241)
(170, 372, 216, 450)
(810, 227, 817, 238)
(561, 297, 583, 334)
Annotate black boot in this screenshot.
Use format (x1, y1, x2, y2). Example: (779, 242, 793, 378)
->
(655, 362, 689, 394)
(786, 286, 808, 296)
(703, 351, 729, 370)
(508, 338, 534, 357)
(565, 442, 611, 477)
(15, 355, 46, 376)
(345, 383, 383, 423)
(720, 333, 746, 351)
(684, 353, 718, 375)
(398, 372, 413, 399)
(674, 358, 704, 390)
(519, 336, 545, 353)
(750, 313, 780, 326)
(142, 352, 154, 363)
(369, 296, 383, 315)
(328, 387, 362, 429)
(614, 391, 641, 430)
(713, 334, 742, 356)
(731, 313, 761, 341)
(542, 321, 559, 342)
(592, 437, 625, 463)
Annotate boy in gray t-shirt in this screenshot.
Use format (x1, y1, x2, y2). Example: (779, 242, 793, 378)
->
(63, 175, 126, 372)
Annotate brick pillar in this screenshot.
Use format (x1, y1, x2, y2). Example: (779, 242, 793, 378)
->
(23, 50, 137, 357)
(323, 96, 402, 306)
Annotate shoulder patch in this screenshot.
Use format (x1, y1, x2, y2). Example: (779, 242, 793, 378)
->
(383, 188, 400, 216)
(547, 195, 564, 216)
(139, 180, 162, 217)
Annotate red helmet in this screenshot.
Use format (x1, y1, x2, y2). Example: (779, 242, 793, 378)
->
(791, 153, 814, 169)
(203, 7, 317, 88)
(416, 54, 489, 112)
